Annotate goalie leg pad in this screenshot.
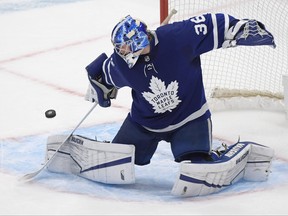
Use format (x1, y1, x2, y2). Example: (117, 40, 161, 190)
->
(172, 141, 275, 197)
(69, 135, 135, 184)
(46, 134, 136, 184)
(46, 135, 72, 174)
(243, 142, 274, 181)
(171, 142, 251, 197)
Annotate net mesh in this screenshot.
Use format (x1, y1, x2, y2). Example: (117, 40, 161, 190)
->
(166, 0, 288, 99)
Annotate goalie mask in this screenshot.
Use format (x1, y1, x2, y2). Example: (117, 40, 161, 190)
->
(111, 15, 149, 68)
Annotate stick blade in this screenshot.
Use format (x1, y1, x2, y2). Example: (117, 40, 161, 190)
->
(18, 168, 43, 182)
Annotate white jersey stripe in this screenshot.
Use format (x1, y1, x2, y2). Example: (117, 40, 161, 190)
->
(211, 13, 218, 50)
(143, 102, 209, 132)
(224, 13, 230, 39)
(103, 58, 120, 89)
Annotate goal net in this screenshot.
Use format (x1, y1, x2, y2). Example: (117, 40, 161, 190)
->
(160, 0, 288, 112)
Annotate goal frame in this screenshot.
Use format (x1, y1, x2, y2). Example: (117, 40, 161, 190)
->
(160, 0, 169, 24)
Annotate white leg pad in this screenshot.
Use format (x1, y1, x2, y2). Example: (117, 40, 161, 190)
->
(243, 143, 275, 181)
(46, 134, 135, 184)
(46, 135, 71, 174)
(172, 143, 251, 197)
(69, 135, 135, 184)
(172, 142, 275, 197)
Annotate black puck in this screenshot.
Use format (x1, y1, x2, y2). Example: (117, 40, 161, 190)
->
(45, 109, 56, 118)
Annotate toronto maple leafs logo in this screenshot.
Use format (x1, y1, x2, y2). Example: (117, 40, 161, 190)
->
(142, 76, 182, 113)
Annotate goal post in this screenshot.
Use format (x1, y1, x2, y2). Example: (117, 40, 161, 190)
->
(160, 0, 169, 24)
(159, 0, 288, 114)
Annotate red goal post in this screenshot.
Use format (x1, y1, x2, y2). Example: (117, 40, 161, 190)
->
(159, 0, 288, 114)
(160, 0, 169, 24)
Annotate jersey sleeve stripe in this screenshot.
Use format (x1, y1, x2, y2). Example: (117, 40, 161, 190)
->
(102, 58, 120, 88)
(211, 13, 219, 50)
(102, 58, 111, 85)
(224, 13, 230, 39)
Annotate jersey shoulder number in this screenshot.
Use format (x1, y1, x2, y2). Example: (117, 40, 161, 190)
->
(190, 15, 207, 35)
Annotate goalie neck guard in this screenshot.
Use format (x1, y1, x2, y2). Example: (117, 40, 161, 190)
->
(111, 15, 149, 68)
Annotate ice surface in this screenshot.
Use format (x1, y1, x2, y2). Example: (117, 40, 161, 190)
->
(0, 0, 288, 215)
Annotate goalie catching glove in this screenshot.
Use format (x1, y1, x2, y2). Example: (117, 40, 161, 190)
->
(222, 19, 276, 48)
(85, 53, 118, 107)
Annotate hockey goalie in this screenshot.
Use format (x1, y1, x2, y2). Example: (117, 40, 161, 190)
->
(45, 12, 276, 197)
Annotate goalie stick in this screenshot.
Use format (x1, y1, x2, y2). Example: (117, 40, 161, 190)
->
(19, 102, 98, 181)
(161, 8, 177, 26)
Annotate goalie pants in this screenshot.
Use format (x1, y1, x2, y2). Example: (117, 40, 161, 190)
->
(112, 114, 212, 165)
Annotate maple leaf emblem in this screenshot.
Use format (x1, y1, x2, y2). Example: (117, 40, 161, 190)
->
(142, 76, 182, 113)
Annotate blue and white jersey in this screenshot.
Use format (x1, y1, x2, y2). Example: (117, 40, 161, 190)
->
(102, 13, 238, 132)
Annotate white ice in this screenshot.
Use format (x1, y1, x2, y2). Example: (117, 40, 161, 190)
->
(0, 0, 288, 215)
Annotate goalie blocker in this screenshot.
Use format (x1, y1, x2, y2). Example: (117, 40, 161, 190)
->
(45, 135, 274, 197)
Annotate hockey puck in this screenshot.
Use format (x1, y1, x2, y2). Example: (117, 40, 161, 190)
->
(45, 109, 56, 118)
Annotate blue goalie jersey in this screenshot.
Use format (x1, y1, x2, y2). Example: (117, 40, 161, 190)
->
(102, 13, 238, 132)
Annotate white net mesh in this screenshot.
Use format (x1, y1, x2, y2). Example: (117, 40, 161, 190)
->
(166, 0, 288, 101)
